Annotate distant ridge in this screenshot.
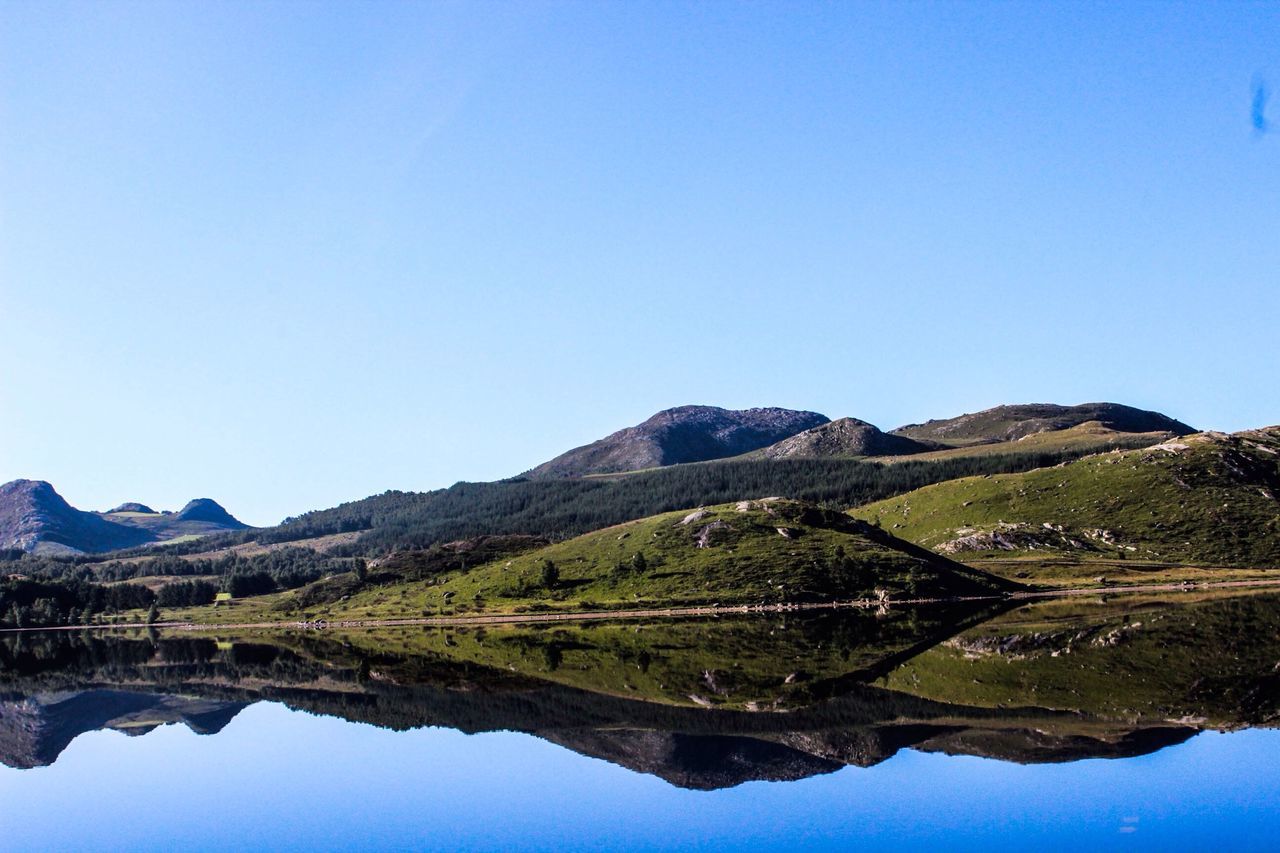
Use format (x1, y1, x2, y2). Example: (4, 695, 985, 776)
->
(892, 403, 1194, 446)
(523, 405, 830, 479)
(175, 498, 245, 528)
(106, 502, 156, 514)
(0, 480, 152, 555)
(0, 480, 249, 555)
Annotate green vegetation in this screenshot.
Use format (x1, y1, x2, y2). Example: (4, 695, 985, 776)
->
(891, 402, 1193, 445)
(879, 589, 1280, 725)
(218, 499, 1014, 623)
(853, 429, 1280, 568)
(0, 575, 156, 628)
(878, 422, 1177, 463)
(252, 448, 1144, 555)
(298, 604, 1001, 710)
(6, 588, 1280, 782)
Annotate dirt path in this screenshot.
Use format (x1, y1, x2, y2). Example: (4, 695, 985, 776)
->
(6, 577, 1280, 635)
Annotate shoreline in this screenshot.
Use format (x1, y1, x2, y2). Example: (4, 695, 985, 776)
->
(4, 577, 1279, 635)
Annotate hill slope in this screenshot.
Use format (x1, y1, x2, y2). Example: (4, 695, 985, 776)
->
(0, 480, 248, 555)
(748, 418, 941, 460)
(272, 499, 1016, 620)
(892, 403, 1194, 446)
(852, 428, 1280, 567)
(523, 406, 829, 478)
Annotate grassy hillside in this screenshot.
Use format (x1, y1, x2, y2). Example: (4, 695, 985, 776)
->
(243, 448, 1158, 555)
(382, 500, 1012, 613)
(852, 428, 1280, 568)
(161, 500, 1015, 624)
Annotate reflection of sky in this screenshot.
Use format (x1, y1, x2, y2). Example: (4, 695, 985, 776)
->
(1, 703, 1276, 851)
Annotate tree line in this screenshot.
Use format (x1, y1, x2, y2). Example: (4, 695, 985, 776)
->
(0, 447, 1112, 611)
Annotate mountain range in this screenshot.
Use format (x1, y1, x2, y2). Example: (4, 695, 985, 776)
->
(521, 401, 1196, 477)
(0, 480, 247, 556)
(6, 396, 1276, 614)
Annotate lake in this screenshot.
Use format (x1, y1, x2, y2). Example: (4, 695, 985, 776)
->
(2, 589, 1279, 851)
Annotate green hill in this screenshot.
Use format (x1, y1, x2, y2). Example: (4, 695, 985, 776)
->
(852, 428, 1280, 568)
(891, 402, 1194, 446)
(259, 499, 1015, 621)
(876, 421, 1182, 464)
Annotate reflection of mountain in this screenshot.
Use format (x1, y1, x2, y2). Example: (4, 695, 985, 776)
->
(2, 591, 1279, 788)
(0, 690, 247, 769)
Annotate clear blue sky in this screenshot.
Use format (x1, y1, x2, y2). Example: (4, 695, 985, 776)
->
(2, 1, 1277, 525)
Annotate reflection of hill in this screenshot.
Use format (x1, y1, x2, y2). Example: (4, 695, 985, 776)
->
(0, 690, 247, 769)
(1, 591, 1278, 788)
(879, 591, 1280, 727)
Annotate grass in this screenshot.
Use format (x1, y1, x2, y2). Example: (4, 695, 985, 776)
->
(851, 428, 1280, 568)
(150, 499, 1013, 625)
(271, 500, 1011, 620)
(877, 422, 1175, 462)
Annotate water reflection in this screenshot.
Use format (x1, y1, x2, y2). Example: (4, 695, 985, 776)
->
(2, 590, 1278, 790)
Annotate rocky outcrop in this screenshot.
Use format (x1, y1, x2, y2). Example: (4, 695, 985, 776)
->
(522, 406, 830, 478)
(753, 417, 941, 459)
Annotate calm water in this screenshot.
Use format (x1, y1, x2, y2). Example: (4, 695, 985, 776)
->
(2, 591, 1279, 851)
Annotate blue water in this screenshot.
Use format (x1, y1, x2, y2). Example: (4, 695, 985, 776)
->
(2, 701, 1276, 852)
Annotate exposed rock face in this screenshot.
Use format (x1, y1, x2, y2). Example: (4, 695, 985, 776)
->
(892, 403, 1195, 445)
(754, 417, 941, 459)
(0, 480, 248, 555)
(523, 406, 830, 478)
(0, 480, 153, 555)
(936, 523, 1126, 555)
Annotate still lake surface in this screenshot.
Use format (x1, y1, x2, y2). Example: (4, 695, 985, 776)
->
(2, 589, 1279, 851)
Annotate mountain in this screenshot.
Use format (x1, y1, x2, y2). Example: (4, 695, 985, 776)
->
(852, 427, 1280, 567)
(0, 690, 247, 769)
(892, 402, 1195, 446)
(522, 405, 830, 479)
(173, 498, 244, 528)
(0, 480, 154, 555)
(748, 417, 941, 460)
(286, 498, 1016, 620)
(106, 502, 155, 514)
(0, 480, 248, 555)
